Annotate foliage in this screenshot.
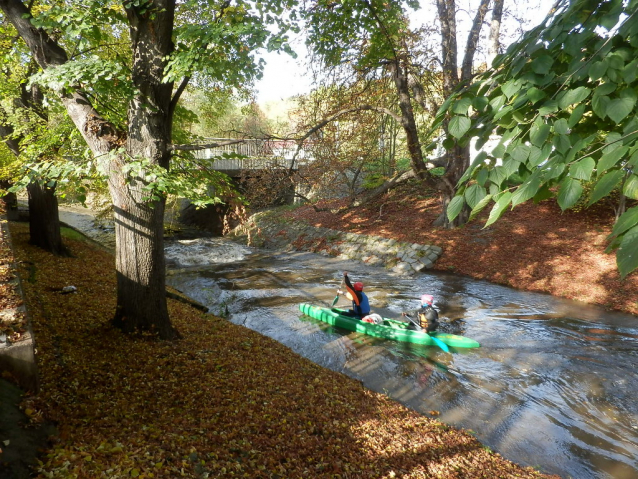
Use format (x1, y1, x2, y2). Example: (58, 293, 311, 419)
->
(437, 0, 638, 277)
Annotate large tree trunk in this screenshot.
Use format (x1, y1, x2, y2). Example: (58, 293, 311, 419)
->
(27, 181, 69, 256)
(109, 2, 178, 339)
(0, 0, 179, 339)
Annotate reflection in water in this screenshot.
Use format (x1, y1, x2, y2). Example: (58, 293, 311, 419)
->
(164, 238, 638, 479)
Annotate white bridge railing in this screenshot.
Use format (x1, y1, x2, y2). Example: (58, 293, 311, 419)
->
(193, 138, 312, 172)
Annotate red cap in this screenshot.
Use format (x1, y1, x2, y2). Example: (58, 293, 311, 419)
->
(353, 282, 364, 291)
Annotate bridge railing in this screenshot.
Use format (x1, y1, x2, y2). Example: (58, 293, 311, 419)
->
(193, 138, 312, 172)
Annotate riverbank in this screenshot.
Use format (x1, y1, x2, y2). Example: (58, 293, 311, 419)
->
(281, 180, 638, 317)
(0, 217, 560, 478)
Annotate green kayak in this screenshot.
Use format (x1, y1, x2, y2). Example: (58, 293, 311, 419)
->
(298, 303, 480, 348)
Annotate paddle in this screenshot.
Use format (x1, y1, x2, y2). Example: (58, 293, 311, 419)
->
(331, 276, 345, 307)
(402, 312, 449, 353)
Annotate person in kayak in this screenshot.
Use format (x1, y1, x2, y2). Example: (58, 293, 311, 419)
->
(337, 271, 370, 319)
(402, 294, 439, 333)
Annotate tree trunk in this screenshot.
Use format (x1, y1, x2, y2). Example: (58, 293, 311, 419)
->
(389, 60, 428, 179)
(0, 0, 180, 339)
(26, 181, 69, 256)
(109, 2, 178, 339)
(1, 99, 69, 250)
(488, 0, 504, 65)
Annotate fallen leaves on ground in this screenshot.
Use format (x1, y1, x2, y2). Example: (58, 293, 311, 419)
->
(6, 221, 559, 478)
(285, 182, 638, 316)
(0, 218, 26, 343)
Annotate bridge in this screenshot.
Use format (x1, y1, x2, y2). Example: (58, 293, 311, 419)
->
(193, 138, 312, 176)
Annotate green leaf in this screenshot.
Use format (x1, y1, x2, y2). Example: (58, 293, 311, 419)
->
(503, 158, 521, 177)
(588, 169, 624, 205)
(442, 137, 456, 149)
(623, 58, 638, 83)
(607, 90, 637, 124)
(617, 225, 638, 278)
(468, 193, 493, 221)
(553, 118, 570, 135)
(501, 79, 522, 99)
(553, 134, 571, 154)
(527, 87, 546, 104)
(493, 105, 513, 121)
(448, 116, 471, 139)
(623, 174, 638, 200)
(595, 82, 618, 96)
(557, 87, 591, 109)
(476, 168, 489, 187)
(531, 55, 553, 74)
(598, 146, 628, 174)
(533, 184, 554, 203)
(511, 173, 541, 207)
(557, 177, 583, 210)
(528, 145, 546, 167)
(484, 191, 512, 228)
(492, 142, 506, 158)
(611, 205, 638, 237)
(489, 166, 507, 186)
(593, 95, 610, 119)
(538, 100, 558, 116)
(452, 97, 473, 115)
(568, 104, 586, 128)
(569, 157, 595, 181)
(511, 144, 531, 162)
(530, 122, 551, 147)
(489, 94, 506, 111)
(464, 184, 487, 209)
(446, 195, 466, 222)
(589, 60, 608, 81)
(472, 96, 489, 112)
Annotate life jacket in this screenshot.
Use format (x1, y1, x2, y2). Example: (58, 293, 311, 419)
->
(418, 306, 438, 330)
(353, 292, 370, 317)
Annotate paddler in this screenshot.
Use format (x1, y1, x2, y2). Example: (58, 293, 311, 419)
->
(336, 271, 370, 319)
(401, 294, 440, 332)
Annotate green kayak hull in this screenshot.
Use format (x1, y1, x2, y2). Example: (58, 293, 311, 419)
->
(298, 303, 480, 348)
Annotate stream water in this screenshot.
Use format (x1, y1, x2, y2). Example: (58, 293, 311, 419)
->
(59, 207, 638, 479)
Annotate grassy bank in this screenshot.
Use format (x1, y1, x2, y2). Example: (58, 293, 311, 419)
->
(2, 220, 560, 478)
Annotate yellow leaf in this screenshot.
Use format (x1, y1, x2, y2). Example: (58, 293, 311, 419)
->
(131, 469, 140, 477)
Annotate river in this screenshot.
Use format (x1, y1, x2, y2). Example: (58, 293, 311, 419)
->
(59, 206, 638, 479)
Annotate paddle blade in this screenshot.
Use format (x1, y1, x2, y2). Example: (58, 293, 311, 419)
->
(331, 294, 339, 307)
(430, 334, 450, 353)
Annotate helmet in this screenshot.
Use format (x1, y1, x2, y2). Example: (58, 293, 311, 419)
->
(353, 282, 364, 291)
(420, 294, 434, 306)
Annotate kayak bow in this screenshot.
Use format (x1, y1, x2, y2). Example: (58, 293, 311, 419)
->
(298, 303, 480, 349)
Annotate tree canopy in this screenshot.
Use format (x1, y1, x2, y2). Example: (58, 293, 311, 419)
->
(438, 0, 638, 277)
